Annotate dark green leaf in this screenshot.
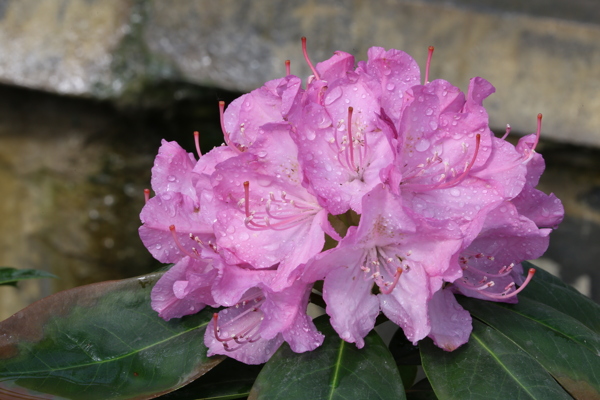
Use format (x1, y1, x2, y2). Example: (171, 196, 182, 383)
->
(389, 327, 421, 366)
(520, 261, 600, 334)
(406, 379, 438, 400)
(158, 357, 262, 400)
(389, 327, 419, 388)
(248, 315, 405, 400)
(0, 272, 223, 400)
(461, 295, 600, 399)
(421, 319, 572, 399)
(0, 267, 57, 287)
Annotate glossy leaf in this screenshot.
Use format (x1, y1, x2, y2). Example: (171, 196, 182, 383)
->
(421, 319, 572, 399)
(0, 272, 223, 400)
(0, 267, 57, 287)
(248, 315, 405, 400)
(520, 261, 600, 334)
(157, 357, 262, 400)
(460, 296, 600, 399)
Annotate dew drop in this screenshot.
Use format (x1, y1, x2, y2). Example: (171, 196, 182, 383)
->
(167, 175, 176, 182)
(415, 139, 430, 152)
(386, 83, 395, 91)
(425, 108, 433, 116)
(450, 188, 461, 197)
(239, 232, 250, 241)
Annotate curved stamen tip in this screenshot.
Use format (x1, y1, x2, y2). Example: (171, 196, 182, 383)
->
(193, 131, 202, 159)
(218, 101, 232, 147)
(501, 124, 511, 140)
(379, 267, 403, 295)
(532, 113, 542, 151)
(425, 45, 435, 84)
(169, 225, 198, 259)
(243, 181, 251, 217)
(301, 37, 320, 81)
(285, 60, 291, 76)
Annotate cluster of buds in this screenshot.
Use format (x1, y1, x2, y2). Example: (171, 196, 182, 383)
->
(139, 40, 563, 364)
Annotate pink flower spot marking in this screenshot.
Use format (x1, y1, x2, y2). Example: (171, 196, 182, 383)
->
(402, 133, 481, 192)
(212, 293, 266, 351)
(143, 188, 150, 204)
(301, 37, 320, 81)
(242, 181, 321, 231)
(424, 45, 434, 84)
(455, 267, 536, 300)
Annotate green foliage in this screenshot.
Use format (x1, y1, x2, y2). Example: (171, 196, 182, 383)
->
(0, 267, 57, 287)
(1, 262, 598, 400)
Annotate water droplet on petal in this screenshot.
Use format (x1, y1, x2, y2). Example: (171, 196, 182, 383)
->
(450, 188, 461, 197)
(386, 83, 395, 91)
(415, 139, 430, 152)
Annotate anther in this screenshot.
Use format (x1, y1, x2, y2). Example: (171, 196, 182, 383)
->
(285, 60, 291, 76)
(144, 188, 150, 204)
(301, 37, 320, 81)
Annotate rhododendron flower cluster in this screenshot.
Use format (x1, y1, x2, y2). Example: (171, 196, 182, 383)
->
(139, 41, 563, 364)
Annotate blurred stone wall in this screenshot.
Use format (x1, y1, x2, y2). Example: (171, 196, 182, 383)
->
(0, 0, 599, 319)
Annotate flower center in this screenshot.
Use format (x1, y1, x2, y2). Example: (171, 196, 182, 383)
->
(359, 247, 406, 295)
(212, 291, 266, 351)
(242, 181, 321, 231)
(401, 133, 481, 192)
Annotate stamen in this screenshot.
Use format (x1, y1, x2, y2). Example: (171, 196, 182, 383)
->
(218, 101, 231, 147)
(480, 268, 536, 299)
(424, 45, 434, 84)
(532, 113, 542, 152)
(243, 181, 251, 218)
(463, 262, 515, 278)
(285, 60, 291, 76)
(301, 37, 320, 81)
(501, 124, 511, 140)
(193, 131, 202, 159)
(169, 225, 198, 259)
(403, 134, 481, 191)
(379, 267, 403, 294)
(144, 188, 150, 204)
(347, 107, 357, 172)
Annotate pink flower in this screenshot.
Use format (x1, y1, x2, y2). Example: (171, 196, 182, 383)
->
(140, 42, 564, 363)
(303, 185, 463, 347)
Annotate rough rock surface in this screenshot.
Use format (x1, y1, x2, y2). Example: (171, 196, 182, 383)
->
(0, 0, 598, 146)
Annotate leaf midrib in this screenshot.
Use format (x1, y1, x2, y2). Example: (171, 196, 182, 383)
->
(0, 320, 209, 376)
(470, 332, 537, 399)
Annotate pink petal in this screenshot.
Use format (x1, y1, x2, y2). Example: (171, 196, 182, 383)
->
(427, 289, 472, 351)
